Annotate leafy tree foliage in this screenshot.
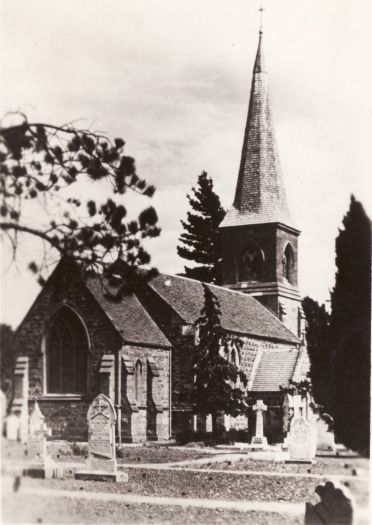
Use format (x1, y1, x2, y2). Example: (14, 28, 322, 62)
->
(0, 112, 160, 284)
(302, 296, 331, 407)
(327, 196, 371, 455)
(192, 284, 247, 434)
(0, 324, 15, 406)
(177, 171, 225, 283)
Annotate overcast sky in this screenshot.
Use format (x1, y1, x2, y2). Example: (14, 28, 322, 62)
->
(1, 0, 372, 328)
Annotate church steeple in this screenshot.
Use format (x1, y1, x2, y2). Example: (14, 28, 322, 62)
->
(219, 29, 304, 338)
(221, 31, 294, 229)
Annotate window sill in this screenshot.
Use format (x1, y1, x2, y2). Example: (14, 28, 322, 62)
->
(36, 394, 89, 401)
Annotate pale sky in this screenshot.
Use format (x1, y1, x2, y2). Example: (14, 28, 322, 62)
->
(1, 0, 372, 328)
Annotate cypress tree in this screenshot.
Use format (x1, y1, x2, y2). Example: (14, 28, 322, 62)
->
(177, 171, 225, 283)
(192, 284, 247, 435)
(327, 196, 371, 455)
(302, 296, 331, 407)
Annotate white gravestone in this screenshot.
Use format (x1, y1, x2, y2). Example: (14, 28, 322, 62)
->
(76, 394, 128, 482)
(316, 415, 336, 453)
(5, 413, 20, 441)
(251, 400, 268, 448)
(22, 402, 62, 479)
(28, 401, 51, 464)
(287, 416, 315, 463)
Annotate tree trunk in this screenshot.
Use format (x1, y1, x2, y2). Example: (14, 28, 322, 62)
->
(212, 412, 218, 437)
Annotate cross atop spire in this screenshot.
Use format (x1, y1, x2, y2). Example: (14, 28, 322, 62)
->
(259, 6, 264, 34)
(220, 30, 295, 230)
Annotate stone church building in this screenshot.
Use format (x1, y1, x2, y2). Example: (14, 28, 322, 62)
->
(12, 31, 309, 443)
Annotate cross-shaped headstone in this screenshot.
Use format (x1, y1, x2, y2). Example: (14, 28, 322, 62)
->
(253, 399, 267, 438)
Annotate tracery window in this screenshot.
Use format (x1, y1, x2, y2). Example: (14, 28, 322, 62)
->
(134, 360, 142, 401)
(283, 243, 295, 283)
(46, 307, 88, 394)
(240, 242, 263, 281)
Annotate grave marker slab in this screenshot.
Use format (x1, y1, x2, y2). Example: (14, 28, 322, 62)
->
(250, 400, 268, 448)
(286, 416, 315, 463)
(5, 413, 20, 441)
(75, 394, 128, 482)
(22, 402, 62, 479)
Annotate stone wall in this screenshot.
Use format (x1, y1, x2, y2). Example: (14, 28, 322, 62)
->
(120, 345, 170, 442)
(14, 263, 121, 440)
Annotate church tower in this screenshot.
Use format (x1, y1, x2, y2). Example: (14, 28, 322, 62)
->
(220, 30, 305, 337)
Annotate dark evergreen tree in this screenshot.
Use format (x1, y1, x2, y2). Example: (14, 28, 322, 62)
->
(192, 284, 247, 435)
(302, 296, 330, 407)
(327, 196, 371, 455)
(0, 324, 15, 406)
(177, 171, 225, 283)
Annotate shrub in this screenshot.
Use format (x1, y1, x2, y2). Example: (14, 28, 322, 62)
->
(70, 442, 88, 457)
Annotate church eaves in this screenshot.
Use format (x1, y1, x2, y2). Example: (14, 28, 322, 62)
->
(220, 31, 295, 229)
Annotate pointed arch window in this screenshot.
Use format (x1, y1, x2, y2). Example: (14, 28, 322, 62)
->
(46, 307, 88, 394)
(134, 360, 142, 401)
(283, 243, 295, 284)
(240, 242, 264, 281)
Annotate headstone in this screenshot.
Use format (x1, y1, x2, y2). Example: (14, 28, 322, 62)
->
(75, 394, 128, 482)
(22, 402, 62, 479)
(28, 402, 50, 463)
(316, 415, 336, 453)
(250, 399, 268, 448)
(287, 416, 314, 463)
(5, 413, 20, 441)
(305, 481, 353, 524)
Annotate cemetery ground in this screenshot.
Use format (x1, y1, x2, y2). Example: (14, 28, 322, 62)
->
(1, 441, 369, 525)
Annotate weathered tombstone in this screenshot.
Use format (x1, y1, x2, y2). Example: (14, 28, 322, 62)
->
(250, 399, 268, 448)
(316, 415, 336, 453)
(286, 416, 314, 463)
(75, 394, 128, 482)
(22, 402, 62, 479)
(5, 413, 20, 441)
(305, 481, 353, 524)
(28, 402, 50, 463)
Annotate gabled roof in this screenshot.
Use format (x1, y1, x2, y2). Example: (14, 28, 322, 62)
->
(220, 31, 294, 230)
(86, 277, 171, 348)
(148, 273, 300, 344)
(250, 348, 299, 391)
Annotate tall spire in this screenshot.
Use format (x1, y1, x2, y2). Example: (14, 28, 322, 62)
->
(220, 31, 294, 229)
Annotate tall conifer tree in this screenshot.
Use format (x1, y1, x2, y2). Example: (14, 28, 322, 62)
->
(302, 296, 330, 407)
(177, 171, 225, 283)
(327, 196, 371, 454)
(192, 284, 247, 435)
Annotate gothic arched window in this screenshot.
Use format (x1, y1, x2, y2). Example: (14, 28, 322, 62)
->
(134, 360, 142, 401)
(240, 242, 263, 281)
(46, 307, 88, 394)
(283, 243, 295, 284)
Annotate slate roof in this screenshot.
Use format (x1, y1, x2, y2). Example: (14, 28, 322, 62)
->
(86, 277, 171, 348)
(250, 348, 299, 391)
(149, 273, 300, 344)
(220, 31, 295, 230)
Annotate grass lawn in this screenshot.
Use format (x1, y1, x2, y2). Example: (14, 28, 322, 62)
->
(184, 455, 370, 476)
(5, 471, 325, 503)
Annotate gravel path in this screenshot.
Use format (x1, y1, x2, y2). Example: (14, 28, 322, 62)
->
(2, 493, 303, 525)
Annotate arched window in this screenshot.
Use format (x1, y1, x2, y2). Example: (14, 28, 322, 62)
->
(134, 360, 142, 401)
(46, 307, 88, 394)
(240, 242, 264, 281)
(283, 243, 295, 283)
